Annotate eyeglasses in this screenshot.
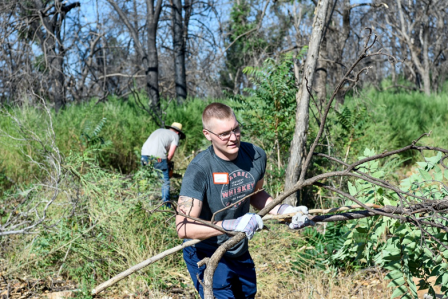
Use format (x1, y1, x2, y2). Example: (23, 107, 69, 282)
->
(204, 124, 242, 141)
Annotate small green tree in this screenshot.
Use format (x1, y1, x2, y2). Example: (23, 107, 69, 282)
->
(232, 51, 305, 195)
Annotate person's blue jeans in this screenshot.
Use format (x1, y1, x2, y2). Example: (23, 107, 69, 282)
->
(183, 245, 257, 299)
(141, 156, 170, 207)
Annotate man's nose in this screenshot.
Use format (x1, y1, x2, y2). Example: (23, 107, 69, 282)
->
(228, 130, 238, 142)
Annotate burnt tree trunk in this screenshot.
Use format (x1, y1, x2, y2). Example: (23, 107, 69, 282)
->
(172, 0, 187, 102)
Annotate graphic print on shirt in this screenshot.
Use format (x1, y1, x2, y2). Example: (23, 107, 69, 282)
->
(220, 170, 256, 209)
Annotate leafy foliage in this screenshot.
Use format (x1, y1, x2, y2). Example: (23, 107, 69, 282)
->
(292, 222, 349, 272)
(327, 149, 448, 298)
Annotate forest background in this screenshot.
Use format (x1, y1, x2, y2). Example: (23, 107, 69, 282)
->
(1, 0, 448, 298)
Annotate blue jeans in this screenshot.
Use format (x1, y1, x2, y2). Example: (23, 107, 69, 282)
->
(141, 156, 170, 207)
(183, 245, 257, 299)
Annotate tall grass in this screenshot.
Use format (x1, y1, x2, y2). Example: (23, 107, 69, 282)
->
(340, 89, 448, 162)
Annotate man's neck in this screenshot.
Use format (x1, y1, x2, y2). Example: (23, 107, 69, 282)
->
(212, 146, 238, 161)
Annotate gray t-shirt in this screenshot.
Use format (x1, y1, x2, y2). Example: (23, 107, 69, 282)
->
(141, 128, 179, 159)
(179, 142, 267, 257)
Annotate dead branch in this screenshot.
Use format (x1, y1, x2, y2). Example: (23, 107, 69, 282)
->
(0, 96, 64, 236)
(91, 239, 202, 295)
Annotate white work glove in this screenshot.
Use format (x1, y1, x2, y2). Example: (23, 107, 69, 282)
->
(278, 204, 312, 229)
(222, 213, 263, 240)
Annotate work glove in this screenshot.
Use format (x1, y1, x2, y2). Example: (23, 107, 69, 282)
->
(222, 213, 263, 240)
(278, 204, 312, 229)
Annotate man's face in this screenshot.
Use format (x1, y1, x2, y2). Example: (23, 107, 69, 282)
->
(203, 116, 241, 161)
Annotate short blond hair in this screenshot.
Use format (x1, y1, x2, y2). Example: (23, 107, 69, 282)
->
(202, 103, 236, 129)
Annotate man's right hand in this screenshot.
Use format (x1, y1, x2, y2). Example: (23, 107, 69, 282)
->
(222, 213, 263, 240)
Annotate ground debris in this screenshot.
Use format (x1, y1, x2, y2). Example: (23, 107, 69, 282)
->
(0, 275, 77, 299)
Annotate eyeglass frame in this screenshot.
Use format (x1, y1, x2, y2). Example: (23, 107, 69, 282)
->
(203, 123, 242, 141)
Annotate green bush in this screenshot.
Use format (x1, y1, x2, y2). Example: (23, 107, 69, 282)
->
(326, 149, 448, 298)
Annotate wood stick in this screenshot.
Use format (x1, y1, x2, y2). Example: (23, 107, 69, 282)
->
(91, 239, 201, 295)
(262, 203, 383, 221)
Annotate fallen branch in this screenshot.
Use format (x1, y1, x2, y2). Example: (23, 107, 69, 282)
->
(92, 239, 201, 295)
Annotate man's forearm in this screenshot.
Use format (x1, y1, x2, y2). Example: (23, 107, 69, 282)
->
(264, 197, 282, 215)
(176, 215, 224, 239)
(250, 190, 282, 214)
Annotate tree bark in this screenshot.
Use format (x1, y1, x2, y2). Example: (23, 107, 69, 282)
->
(394, 0, 432, 95)
(172, 0, 187, 103)
(315, 36, 327, 109)
(315, 0, 335, 108)
(284, 0, 330, 206)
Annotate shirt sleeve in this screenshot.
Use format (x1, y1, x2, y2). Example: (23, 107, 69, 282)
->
(179, 162, 207, 201)
(171, 132, 179, 147)
(254, 145, 267, 181)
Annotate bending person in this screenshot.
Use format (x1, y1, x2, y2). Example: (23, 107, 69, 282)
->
(141, 122, 185, 208)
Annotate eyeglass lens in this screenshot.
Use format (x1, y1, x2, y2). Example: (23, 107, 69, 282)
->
(219, 126, 241, 140)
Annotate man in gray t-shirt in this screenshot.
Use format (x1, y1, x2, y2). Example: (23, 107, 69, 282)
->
(141, 122, 185, 207)
(176, 103, 309, 299)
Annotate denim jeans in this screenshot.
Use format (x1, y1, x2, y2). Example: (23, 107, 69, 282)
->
(183, 245, 257, 299)
(141, 156, 170, 207)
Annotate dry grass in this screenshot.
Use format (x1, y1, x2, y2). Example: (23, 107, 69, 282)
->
(251, 228, 393, 299)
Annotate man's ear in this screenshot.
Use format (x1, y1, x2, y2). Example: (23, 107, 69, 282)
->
(203, 129, 212, 141)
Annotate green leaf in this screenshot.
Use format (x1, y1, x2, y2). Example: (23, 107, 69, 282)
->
(355, 227, 369, 233)
(18, 188, 33, 197)
(391, 285, 407, 298)
(383, 197, 397, 206)
(425, 152, 442, 168)
(363, 148, 375, 157)
(418, 169, 432, 181)
(386, 270, 404, 280)
(348, 181, 357, 196)
(434, 168, 443, 181)
(402, 237, 415, 245)
(388, 277, 405, 288)
(407, 277, 417, 296)
(343, 238, 353, 246)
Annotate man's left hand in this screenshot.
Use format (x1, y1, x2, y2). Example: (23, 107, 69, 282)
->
(278, 204, 312, 229)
